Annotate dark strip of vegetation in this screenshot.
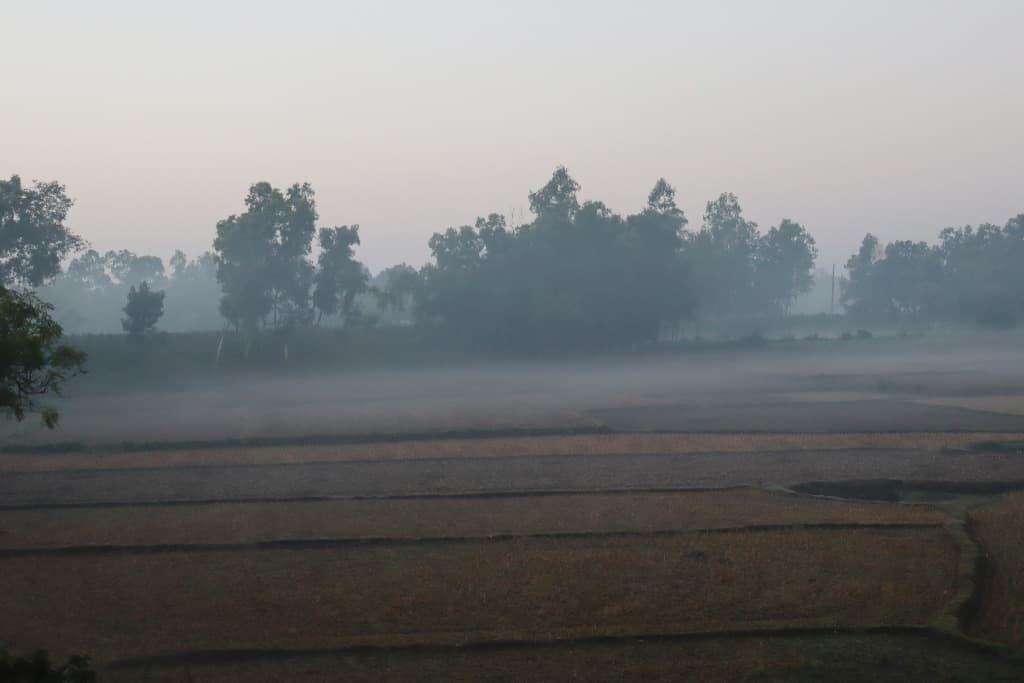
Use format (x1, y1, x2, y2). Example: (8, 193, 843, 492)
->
(792, 480, 1024, 502)
(0, 650, 94, 683)
(0, 424, 617, 455)
(0, 486, 759, 512)
(957, 514, 993, 636)
(105, 627, 1019, 671)
(960, 440, 1024, 453)
(0, 523, 946, 558)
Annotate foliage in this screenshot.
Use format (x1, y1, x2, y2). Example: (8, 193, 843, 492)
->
(0, 287, 85, 428)
(373, 263, 420, 312)
(413, 170, 820, 351)
(312, 225, 368, 324)
(0, 176, 84, 287)
(213, 182, 317, 332)
(121, 280, 166, 338)
(0, 650, 95, 683)
(756, 219, 817, 314)
(842, 214, 1024, 327)
(687, 193, 761, 316)
(104, 249, 165, 287)
(416, 169, 695, 351)
(41, 250, 220, 334)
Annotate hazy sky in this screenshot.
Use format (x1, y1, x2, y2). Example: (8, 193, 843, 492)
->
(3, 0, 1022, 273)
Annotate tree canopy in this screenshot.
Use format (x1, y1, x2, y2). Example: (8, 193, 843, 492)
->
(313, 225, 368, 324)
(415, 169, 696, 351)
(842, 215, 1024, 327)
(213, 182, 318, 332)
(122, 281, 166, 339)
(0, 175, 83, 287)
(0, 287, 85, 428)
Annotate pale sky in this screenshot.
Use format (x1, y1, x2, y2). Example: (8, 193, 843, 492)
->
(3, 0, 1022, 273)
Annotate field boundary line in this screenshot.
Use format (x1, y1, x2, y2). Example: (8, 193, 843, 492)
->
(2, 429, 1021, 459)
(104, 624, 1018, 670)
(0, 447, 952, 475)
(0, 485, 760, 510)
(8, 479, 1024, 511)
(0, 523, 946, 557)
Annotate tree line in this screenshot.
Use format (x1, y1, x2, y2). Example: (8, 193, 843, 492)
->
(843, 215, 1024, 328)
(14, 168, 821, 350)
(1, 169, 1021, 423)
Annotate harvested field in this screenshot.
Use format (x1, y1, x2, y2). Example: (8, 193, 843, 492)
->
(104, 632, 1024, 683)
(921, 395, 1024, 417)
(0, 489, 947, 550)
(2, 431, 1023, 474)
(967, 491, 1024, 648)
(10, 337, 1024, 449)
(0, 528, 959, 665)
(7, 449, 1024, 507)
(589, 400, 1024, 433)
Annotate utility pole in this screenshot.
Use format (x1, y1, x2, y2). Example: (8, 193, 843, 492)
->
(830, 264, 836, 316)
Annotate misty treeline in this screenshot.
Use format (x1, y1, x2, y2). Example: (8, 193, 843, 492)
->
(843, 217, 1024, 328)
(413, 169, 816, 350)
(4, 170, 1023, 358)
(12, 169, 819, 352)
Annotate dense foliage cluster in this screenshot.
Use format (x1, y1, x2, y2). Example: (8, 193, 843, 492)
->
(843, 215, 1024, 327)
(121, 281, 166, 339)
(0, 177, 88, 427)
(0, 287, 85, 427)
(0, 650, 95, 683)
(415, 169, 816, 350)
(0, 176, 82, 288)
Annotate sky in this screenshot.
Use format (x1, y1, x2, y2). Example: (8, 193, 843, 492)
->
(3, 0, 1022, 273)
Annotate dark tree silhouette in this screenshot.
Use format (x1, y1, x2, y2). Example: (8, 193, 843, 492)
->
(0, 287, 85, 428)
(121, 280, 166, 339)
(312, 225, 367, 324)
(214, 182, 317, 332)
(0, 175, 84, 287)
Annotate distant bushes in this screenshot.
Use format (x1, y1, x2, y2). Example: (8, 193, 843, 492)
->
(63, 314, 899, 392)
(842, 215, 1024, 328)
(0, 651, 95, 683)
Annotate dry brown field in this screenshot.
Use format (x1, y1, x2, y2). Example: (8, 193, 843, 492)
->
(3, 427, 1023, 679)
(0, 527, 959, 665)
(968, 491, 1024, 648)
(2, 431, 1021, 474)
(0, 489, 947, 549)
(105, 632, 1024, 683)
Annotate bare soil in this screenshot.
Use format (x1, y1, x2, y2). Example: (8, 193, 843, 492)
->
(967, 491, 1024, 649)
(0, 528, 959, 665)
(3, 431, 1021, 474)
(102, 632, 1024, 683)
(6, 449, 1024, 507)
(0, 488, 946, 550)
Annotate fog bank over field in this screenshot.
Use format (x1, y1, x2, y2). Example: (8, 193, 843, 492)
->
(5, 333, 1024, 448)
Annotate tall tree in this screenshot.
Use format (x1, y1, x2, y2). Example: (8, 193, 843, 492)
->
(312, 225, 368, 324)
(0, 176, 84, 287)
(755, 219, 818, 314)
(0, 287, 85, 428)
(687, 192, 760, 316)
(841, 233, 881, 317)
(528, 166, 580, 224)
(213, 182, 317, 332)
